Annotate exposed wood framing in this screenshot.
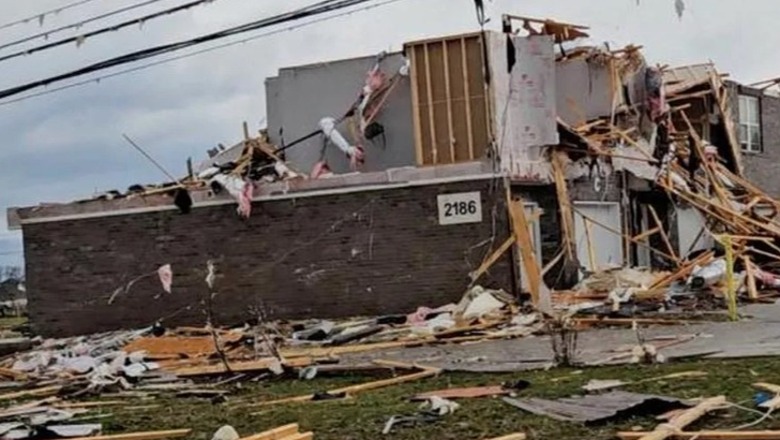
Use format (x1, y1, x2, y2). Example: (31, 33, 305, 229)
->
(583, 218, 597, 271)
(709, 71, 743, 175)
(442, 40, 456, 162)
(648, 205, 679, 264)
(405, 33, 489, 165)
(469, 235, 515, 283)
(461, 37, 475, 159)
(510, 199, 543, 305)
(409, 47, 424, 166)
(423, 44, 438, 164)
(551, 151, 576, 261)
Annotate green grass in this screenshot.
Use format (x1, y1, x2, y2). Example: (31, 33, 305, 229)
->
(50, 357, 780, 440)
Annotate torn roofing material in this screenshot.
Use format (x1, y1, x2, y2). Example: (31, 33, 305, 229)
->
(502, 391, 690, 424)
(663, 63, 718, 96)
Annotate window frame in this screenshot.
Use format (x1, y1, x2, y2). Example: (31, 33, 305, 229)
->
(739, 94, 762, 153)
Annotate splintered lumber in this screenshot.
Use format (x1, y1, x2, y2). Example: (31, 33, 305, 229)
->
(509, 199, 543, 305)
(0, 367, 27, 381)
(0, 385, 61, 401)
(245, 361, 440, 407)
(64, 430, 191, 440)
(619, 431, 780, 440)
(239, 424, 300, 440)
(647, 251, 714, 291)
(551, 150, 576, 260)
(284, 434, 313, 440)
(483, 435, 526, 440)
(469, 235, 515, 282)
(172, 357, 312, 377)
(648, 205, 679, 263)
(637, 396, 726, 440)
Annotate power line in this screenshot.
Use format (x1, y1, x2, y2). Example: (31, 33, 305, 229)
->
(0, 0, 169, 52)
(0, 0, 219, 64)
(0, 0, 382, 100)
(0, 0, 104, 32)
(0, 0, 405, 107)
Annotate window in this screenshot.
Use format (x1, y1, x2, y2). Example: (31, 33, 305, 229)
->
(739, 95, 761, 152)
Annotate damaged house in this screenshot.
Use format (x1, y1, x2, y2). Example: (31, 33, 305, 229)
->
(9, 15, 780, 336)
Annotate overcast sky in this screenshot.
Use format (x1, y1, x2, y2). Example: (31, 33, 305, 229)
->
(0, 0, 777, 269)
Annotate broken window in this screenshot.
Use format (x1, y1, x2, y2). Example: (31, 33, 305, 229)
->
(738, 94, 761, 152)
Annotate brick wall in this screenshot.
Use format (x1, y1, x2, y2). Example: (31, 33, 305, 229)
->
(729, 83, 780, 197)
(22, 178, 513, 336)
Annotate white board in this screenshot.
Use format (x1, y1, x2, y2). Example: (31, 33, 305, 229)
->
(437, 192, 483, 225)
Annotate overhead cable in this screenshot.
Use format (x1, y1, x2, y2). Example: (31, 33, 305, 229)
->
(0, 0, 104, 32)
(0, 0, 381, 100)
(0, 0, 169, 52)
(0, 0, 405, 106)
(0, 0, 220, 63)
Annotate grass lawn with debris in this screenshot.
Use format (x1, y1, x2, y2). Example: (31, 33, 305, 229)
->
(73, 357, 780, 440)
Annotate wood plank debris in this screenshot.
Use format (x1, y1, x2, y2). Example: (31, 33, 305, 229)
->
(637, 396, 727, 440)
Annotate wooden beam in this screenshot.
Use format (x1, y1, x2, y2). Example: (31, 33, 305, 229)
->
(423, 43, 438, 164)
(65, 430, 191, 440)
(245, 363, 440, 408)
(442, 40, 456, 163)
(460, 38, 475, 160)
(469, 235, 515, 282)
(551, 151, 576, 260)
(709, 71, 743, 175)
(509, 200, 543, 305)
(637, 396, 726, 440)
(0, 385, 61, 401)
(744, 256, 760, 300)
(633, 226, 661, 242)
(572, 207, 678, 262)
(583, 218, 597, 272)
(409, 46, 425, 166)
(648, 205, 680, 264)
(239, 424, 299, 440)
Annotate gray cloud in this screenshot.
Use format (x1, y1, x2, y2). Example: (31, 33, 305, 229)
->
(1, 0, 779, 269)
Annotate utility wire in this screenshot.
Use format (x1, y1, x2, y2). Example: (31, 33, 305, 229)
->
(0, 0, 169, 52)
(0, 0, 405, 107)
(0, 0, 104, 32)
(0, 0, 381, 100)
(0, 0, 219, 63)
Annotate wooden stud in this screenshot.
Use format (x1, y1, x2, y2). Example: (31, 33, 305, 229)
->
(245, 363, 440, 408)
(744, 256, 759, 300)
(239, 424, 299, 440)
(64, 430, 191, 440)
(409, 46, 425, 166)
(423, 43, 438, 164)
(583, 218, 597, 272)
(632, 226, 661, 242)
(648, 251, 714, 290)
(469, 235, 515, 282)
(572, 207, 678, 262)
(461, 38, 475, 160)
(442, 40, 456, 163)
(510, 200, 543, 305)
(0, 385, 61, 401)
(648, 205, 680, 264)
(637, 396, 726, 440)
(551, 151, 576, 261)
(709, 70, 743, 175)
